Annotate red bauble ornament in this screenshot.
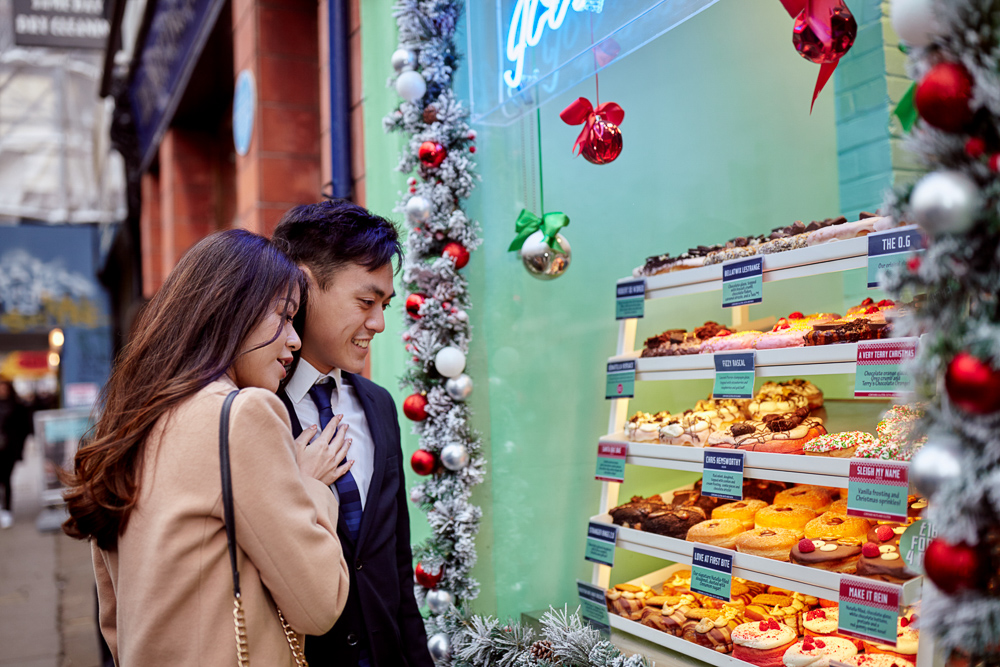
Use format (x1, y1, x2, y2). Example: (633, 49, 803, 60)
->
(418, 141, 447, 168)
(405, 293, 427, 319)
(965, 137, 987, 159)
(990, 154, 1000, 173)
(403, 393, 429, 421)
(581, 116, 623, 165)
(915, 62, 975, 133)
(442, 241, 470, 269)
(924, 538, 984, 594)
(410, 448, 436, 475)
(907, 255, 921, 272)
(415, 562, 443, 588)
(946, 352, 1000, 415)
(792, 0, 858, 64)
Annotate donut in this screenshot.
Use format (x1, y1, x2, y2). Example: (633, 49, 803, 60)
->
(700, 330, 763, 353)
(681, 606, 742, 653)
(748, 387, 810, 417)
(857, 523, 918, 583)
(713, 499, 768, 529)
(827, 498, 849, 515)
(775, 486, 834, 513)
(743, 479, 790, 504)
(803, 431, 875, 458)
(609, 495, 669, 529)
(866, 404, 927, 461)
(745, 593, 809, 634)
(625, 411, 672, 442)
(707, 411, 827, 454)
(755, 505, 818, 537)
(605, 583, 653, 620)
(783, 636, 858, 667)
(660, 570, 692, 596)
(644, 593, 699, 635)
(642, 505, 707, 538)
(909, 495, 928, 518)
(863, 614, 919, 661)
(791, 537, 863, 573)
(802, 607, 862, 648)
(804, 512, 870, 541)
(841, 656, 914, 667)
(754, 325, 810, 350)
(686, 518, 745, 550)
(732, 620, 798, 667)
(735, 527, 799, 561)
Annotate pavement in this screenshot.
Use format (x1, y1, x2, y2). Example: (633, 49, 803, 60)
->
(0, 435, 104, 667)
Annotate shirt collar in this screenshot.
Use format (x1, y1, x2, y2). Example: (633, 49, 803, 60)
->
(285, 358, 343, 404)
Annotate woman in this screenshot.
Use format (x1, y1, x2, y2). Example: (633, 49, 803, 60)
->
(63, 229, 353, 665)
(0, 379, 32, 529)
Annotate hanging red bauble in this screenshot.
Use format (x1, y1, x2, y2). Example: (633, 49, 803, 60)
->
(415, 562, 443, 588)
(418, 141, 447, 168)
(410, 448, 436, 475)
(924, 538, 984, 594)
(945, 352, 1000, 415)
(403, 393, 429, 421)
(405, 293, 427, 319)
(915, 62, 975, 133)
(792, 0, 858, 64)
(442, 241, 470, 269)
(560, 97, 625, 165)
(581, 117, 623, 165)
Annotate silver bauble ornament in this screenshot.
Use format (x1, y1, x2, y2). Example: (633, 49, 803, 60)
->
(425, 589, 454, 613)
(391, 48, 417, 73)
(410, 486, 423, 503)
(910, 431, 965, 498)
(444, 373, 473, 401)
(427, 633, 451, 661)
(395, 70, 427, 102)
(891, 0, 940, 48)
(440, 443, 470, 471)
(910, 170, 981, 236)
(405, 195, 431, 223)
(434, 346, 466, 378)
(520, 230, 571, 280)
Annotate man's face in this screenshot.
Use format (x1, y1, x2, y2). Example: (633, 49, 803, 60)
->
(299, 261, 395, 374)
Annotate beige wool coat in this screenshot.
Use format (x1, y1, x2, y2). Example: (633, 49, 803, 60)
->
(92, 378, 350, 666)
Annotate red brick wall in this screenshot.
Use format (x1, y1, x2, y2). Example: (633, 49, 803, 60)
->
(139, 172, 162, 298)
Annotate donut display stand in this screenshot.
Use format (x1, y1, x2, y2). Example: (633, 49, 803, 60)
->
(592, 245, 939, 667)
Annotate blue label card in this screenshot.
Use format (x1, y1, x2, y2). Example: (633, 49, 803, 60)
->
(702, 450, 745, 501)
(584, 522, 618, 567)
(690, 546, 734, 602)
(577, 580, 611, 634)
(722, 256, 763, 308)
(605, 360, 636, 400)
(615, 279, 646, 320)
(868, 225, 924, 288)
(712, 351, 756, 399)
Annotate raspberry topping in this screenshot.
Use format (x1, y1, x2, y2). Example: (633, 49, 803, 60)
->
(797, 538, 816, 553)
(877, 299, 895, 307)
(815, 640, 826, 648)
(768, 619, 781, 631)
(715, 329, 733, 337)
(788, 311, 805, 319)
(875, 525, 895, 542)
(900, 616, 909, 627)
(806, 609, 827, 620)
(861, 297, 875, 306)
(759, 621, 770, 631)
(864, 306, 880, 314)
(862, 542, 881, 558)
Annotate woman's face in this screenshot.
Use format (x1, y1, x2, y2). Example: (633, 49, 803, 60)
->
(230, 286, 301, 392)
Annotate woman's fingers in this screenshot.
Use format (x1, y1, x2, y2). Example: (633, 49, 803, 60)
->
(294, 424, 318, 449)
(330, 458, 355, 483)
(316, 414, 344, 446)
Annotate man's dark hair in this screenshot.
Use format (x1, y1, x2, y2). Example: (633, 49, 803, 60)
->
(272, 199, 404, 288)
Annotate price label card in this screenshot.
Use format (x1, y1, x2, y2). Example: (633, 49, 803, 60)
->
(690, 546, 734, 602)
(595, 442, 627, 483)
(838, 575, 901, 645)
(615, 279, 646, 320)
(899, 520, 937, 575)
(868, 225, 924, 289)
(577, 580, 611, 634)
(712, 351, 756, 399)
(702, 450, 745, 501)
(847, 460, 910, 522)
(584, 522, 618, 567)
(855, 338, 918, 397)
(605, 359, 636, 400)
(722, 256, 763, 308)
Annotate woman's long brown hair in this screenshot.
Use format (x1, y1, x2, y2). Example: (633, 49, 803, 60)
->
(62, 229, 307, 550)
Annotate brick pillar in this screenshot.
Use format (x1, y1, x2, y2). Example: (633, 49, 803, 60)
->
(159, 128, 217, 272)
(233, 0, 322, 235)
(140, 172, 162, 299)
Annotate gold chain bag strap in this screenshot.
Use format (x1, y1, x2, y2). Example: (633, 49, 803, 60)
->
(220, 390, 309, 667)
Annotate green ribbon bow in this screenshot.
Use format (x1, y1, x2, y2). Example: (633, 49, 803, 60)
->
(508, 209, 570, 252)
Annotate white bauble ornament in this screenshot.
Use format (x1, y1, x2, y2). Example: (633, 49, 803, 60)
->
(391, 48, 417, 73)
(427, 633, 451, 661)
(410, 486, 423, 503)
(440, 443, 470, 471)
(910, 431, 965, 498)
(425, 589, 454, 613)
(521, 230, 571, 280)
(910, 170, 981, 235)
(444, 373, 473, 401)
(434, 346, 466, 377)
(891, 0, 940, 48)
(405, 195, 431, 223)
(395, 70, 427, 102)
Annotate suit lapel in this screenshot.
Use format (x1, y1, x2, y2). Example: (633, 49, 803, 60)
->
(277, 389, 303, 438)
(344, 372, 387, 550)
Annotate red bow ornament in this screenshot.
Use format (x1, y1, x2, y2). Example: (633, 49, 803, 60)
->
(780, 0, 857, 112)
(559, 97, 624, 165)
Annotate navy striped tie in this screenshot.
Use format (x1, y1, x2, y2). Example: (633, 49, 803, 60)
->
(308, 381, 363, 542)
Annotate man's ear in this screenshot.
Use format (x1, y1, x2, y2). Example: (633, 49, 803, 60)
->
(300, 264, 317, 289)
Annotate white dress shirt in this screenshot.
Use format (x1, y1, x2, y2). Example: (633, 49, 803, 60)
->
(284, 359, 374, 510)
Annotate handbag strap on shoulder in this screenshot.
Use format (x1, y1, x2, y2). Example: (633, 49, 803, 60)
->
(220, 389, 241, 598)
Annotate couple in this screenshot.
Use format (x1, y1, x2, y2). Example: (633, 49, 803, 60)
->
(62, 200, 434, 667)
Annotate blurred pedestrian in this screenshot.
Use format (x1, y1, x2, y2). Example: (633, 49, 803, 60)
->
(62, 229, 353, 665)
(0, 378, 32, 528)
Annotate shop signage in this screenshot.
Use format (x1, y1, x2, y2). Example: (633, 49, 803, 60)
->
(712, 351, 755, 399)
(690, 546, 733, 602)
(584, 521, 618, 567)
(615, 279, 645, 320)
(503, 0, 604, 90)
(576, 580, 611, 633)
(721, 256, 763, 308)
(854, 338, 918, 397)
(846, 460, 910, 522)
(701, 450, 744, 501)
(837, 575, 900, 645)
(595, 442, 627, 483)
(233, 70, 255, 157)
(867, 225, 923, 289)
(11, 0, 109, 49)
(898, 520, 936, 575)
(605, 359, 636, 399)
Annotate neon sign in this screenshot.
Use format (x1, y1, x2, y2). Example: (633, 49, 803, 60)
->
(504, 0, 603, 89)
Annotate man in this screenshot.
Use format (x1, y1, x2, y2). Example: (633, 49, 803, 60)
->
(272, 199, 433, 667)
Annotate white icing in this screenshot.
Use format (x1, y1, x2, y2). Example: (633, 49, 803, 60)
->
(783, 638, 857, 667)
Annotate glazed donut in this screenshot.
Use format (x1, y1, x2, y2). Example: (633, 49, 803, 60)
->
(713, 499, 768, 529)
(735, 527, 799, 561)
(804, 512, 871, 541)
(687, 518, 745, 550)
(755, 505, 818, 536)
(862, 615, 919, 660)
(774, 486, 833, 513)
(827, 498, 849, 515)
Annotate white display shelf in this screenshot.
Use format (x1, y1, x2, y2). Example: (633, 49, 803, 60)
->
(593, 513, 923, 606)
(625, 236, 869, 301)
